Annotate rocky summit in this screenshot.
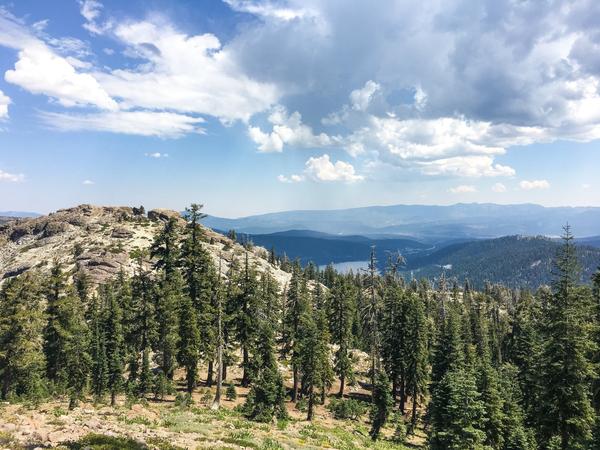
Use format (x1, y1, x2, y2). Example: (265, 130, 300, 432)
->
(0, 204, 291, 287)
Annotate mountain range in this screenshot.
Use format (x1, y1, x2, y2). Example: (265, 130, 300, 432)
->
(205, 203, 600, 240)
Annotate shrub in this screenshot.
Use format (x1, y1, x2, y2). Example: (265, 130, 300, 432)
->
(326, 398, 367, 420)
(226, 382, 237, 401)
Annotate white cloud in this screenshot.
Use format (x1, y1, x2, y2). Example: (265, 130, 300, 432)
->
(519, 179, 550, 190)
(224, 0, 316, 21)
(95, 20, 279, 124)
(145, 152, 169, 158)
(449, 184, 476, 194)
(39, 110, 205, 138)
(82, 179, 94, 185)
(277, 174, 304, 183)
(304, 154, 363, 182)
(582, 183, 592, 190)
(414, 85, 427, 111)
(5, 44, 117, 110)
(249, 106, 333, 152)
(347, 116, 519, 177)
(0, 169, 24, 182)
(0, 90, 10, 119)
(419, 156, 515, 178)
(0, 7, 278, 137)
(350, 80, 380, 112)
(492, 182, 507, 193)
(79, 0, 111, 34)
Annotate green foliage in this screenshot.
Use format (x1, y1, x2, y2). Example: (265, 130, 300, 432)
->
(226, 382, 237, 401)
(326, 398, 368, 420)
(369, 370, 393, 441)
(0, 273, 47, 401)
(65, 433, 146, 450)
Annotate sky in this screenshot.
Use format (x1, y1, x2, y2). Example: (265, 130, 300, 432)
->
(0, 0, 600, 217)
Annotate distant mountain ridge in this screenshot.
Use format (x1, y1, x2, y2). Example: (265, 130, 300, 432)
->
(0, 211, 41, 218)
(205, 203, 600, 240)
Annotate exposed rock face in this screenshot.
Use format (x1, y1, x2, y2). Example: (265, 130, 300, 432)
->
(0, 204, 291, 288)
(148, 208, 184, 224)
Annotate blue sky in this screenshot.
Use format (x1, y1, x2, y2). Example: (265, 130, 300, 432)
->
(1, 0, 599, 217)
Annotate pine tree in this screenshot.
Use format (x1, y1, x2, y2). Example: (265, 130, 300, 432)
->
(297, 307, 331, 420)
(537, 226, 596, 449)
(0, 273, 47, 401)
(243, 318, 287, 422)
(329, 276, 356, 397)
(60, 287, 91, 409)
(89, 294, 108, 399)
(234, 252, 261, 387)
(43, 261, 68, 387)
(178, 294, 200, 394)
(121, 256, 155, 395)
(507, 290, 542, 425)
(361, 247, 382, 391)
(154, 270, 182, 382)
(405, 293, 429, 432)
(180, 204, 217, 385)
(429, 367, 486, 450)
(102, 282, 125, 406)
(369, 370, 393, 441)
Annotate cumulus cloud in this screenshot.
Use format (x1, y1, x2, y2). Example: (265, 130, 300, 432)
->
(93, 20, 279, 124)
(304, 154, 363, 182)
(5, 44, 118, 110)
(519, 180, 550, 190)
(492, 182, 507, 193)
(0, 169, 24, 182)
(0, 6, 279, 136)
(0, 90, 10, 119)
(39, 110, 205, 138)
(224, 0, 316, 21)
(350, 80, 380, 112)
(248, 106, 333, 152)
(449, 185, 476, 194)
(346, 116, 519, 177)
(82, 179, 94, 185)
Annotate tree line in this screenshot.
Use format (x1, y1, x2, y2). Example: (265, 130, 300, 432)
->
(1, 209, 599, 448)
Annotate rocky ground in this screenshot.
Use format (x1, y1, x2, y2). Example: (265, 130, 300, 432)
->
(0, 362, 426, 450)
(0, 204, 291, 287)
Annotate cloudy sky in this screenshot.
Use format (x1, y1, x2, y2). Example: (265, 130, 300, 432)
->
(0, 0, 599, 217)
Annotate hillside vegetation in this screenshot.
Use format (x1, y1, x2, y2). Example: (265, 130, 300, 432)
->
(1, 206, 600, 449)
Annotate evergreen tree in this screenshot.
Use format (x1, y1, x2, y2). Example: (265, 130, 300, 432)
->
(178, 294, 200, 394)
(125, 257, 155, 395)
(429, 367, 486, 450)
(43, 262, 68, 387)
(369, 370, 393, 441)
(234, 252, 261, 387)
(60, 287, 91, 409)
(0, 273, 47, 401)
(154, 271, 182, 382)
(538, 226, 596, 449)
(181, 204, 217, 381)
(243, 318, 287, 422)
(297, 307, 331, 420)
(405, 293, 429, 432)
(329, 276, 356, 397)
(89, 294, 108, 399)
(102, 282, 125, 406)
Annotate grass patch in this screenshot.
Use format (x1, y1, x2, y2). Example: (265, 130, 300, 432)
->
(64, 433, 147, 449)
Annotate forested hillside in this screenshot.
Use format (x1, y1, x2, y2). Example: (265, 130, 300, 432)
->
(403, 235, 600, 288)
(1, 207, 600, 449)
